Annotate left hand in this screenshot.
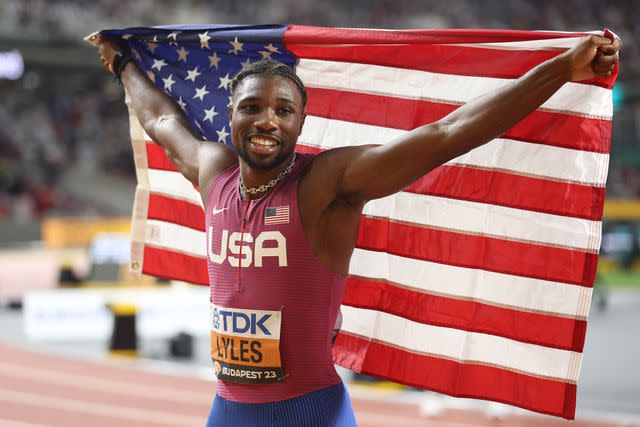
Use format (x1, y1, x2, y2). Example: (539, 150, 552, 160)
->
(563, 33, 622, 81)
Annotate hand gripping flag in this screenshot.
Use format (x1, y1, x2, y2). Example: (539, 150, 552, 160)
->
(93, 25, 618, 419)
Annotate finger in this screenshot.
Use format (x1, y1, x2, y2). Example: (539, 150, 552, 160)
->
(588, 34, 613, 48)
(596, 54, 619, 68)
(611, 38, 623, 57)
(598, 44, 616, 55)
(84, 31, 101, 46)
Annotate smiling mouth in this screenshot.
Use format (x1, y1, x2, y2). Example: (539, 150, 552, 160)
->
(249, 135, 280, 152)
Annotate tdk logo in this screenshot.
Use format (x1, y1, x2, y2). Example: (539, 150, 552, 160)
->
(216, 310, 272, 336)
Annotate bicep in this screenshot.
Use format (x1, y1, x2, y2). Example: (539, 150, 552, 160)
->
(338, 122, 451, 202)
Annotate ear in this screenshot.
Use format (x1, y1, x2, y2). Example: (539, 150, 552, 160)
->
(299, 112, 306, 134)
(228, 104, 233, 121)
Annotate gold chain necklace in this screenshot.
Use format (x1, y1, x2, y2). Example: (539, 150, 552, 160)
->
(239, 154, 296, 196)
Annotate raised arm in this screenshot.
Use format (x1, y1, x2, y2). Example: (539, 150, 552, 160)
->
(333, 34, 622, 203)
(97, 37, 236, 198)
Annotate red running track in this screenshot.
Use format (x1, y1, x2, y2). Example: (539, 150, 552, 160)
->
(0, 341, 636, 427)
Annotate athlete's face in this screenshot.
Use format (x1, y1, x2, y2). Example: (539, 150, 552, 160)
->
(229, 75, 305, 171)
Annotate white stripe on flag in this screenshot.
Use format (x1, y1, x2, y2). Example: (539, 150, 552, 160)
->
(340, 305, 582, 382)
(145, 219, 206, 257)
(146, 169, 203, 206)
(363, 192, 602, 251)
(449, 36, 585, 49)
(299, 116, 610, 186)
(350, 248, 592, 318)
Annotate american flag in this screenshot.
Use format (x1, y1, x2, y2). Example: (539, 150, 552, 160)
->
(264, 206, 290, 225)
(97, 25, 618, 419)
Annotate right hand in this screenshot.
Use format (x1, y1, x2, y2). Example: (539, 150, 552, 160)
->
(562, 33, 622, 82)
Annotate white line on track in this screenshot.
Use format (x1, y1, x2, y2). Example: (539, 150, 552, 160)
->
(0, 362, 211, 405)
(357, 412, 479, 427)
(0, 390, 203, 426)
(0, 420, 53, 427)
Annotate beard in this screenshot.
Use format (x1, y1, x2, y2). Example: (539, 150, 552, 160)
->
(234, 142, 294, 171)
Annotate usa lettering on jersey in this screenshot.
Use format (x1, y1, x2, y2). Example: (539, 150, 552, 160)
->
(210, 304, 284, 384)
(207, 228, 288, 267)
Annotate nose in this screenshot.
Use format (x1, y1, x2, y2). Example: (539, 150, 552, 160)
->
(254, 108, 278, 132)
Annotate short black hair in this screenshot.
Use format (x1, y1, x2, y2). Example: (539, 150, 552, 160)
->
(230, 59, 307, 108)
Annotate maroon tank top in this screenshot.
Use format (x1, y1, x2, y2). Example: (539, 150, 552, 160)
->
(205, 154, 346, 403)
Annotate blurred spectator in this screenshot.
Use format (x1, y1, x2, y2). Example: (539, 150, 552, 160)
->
(0, 74, 132, 219)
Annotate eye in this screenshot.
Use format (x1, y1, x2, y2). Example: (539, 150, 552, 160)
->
(239, 104, 258, 112)
(277, 107, 294, 116)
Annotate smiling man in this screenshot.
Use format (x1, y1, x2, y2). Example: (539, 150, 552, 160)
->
(97, 33, 621, 427)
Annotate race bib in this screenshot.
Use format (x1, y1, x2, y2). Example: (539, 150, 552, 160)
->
(210, 303, 284, 384)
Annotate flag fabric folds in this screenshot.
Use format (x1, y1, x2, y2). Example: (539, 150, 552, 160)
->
(100, 24, 618, 419)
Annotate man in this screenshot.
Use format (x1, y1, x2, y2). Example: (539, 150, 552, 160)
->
(97, 33, 621, 426)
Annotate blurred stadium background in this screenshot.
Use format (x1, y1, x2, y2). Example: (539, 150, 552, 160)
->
(0, 1, 639, 426)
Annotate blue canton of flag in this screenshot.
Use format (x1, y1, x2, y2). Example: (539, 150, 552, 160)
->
(103, 25, 296, 144)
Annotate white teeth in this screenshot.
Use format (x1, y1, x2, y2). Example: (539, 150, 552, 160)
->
(251, 136, 277, 147)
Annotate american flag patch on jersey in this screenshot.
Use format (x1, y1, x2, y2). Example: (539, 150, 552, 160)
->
(264, 206, 290, 225)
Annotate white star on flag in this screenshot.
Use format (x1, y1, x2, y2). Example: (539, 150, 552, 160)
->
(258, 50, 271, 59)
(194, 85, 210, 101)
(265, 43, 280, 53)
(240, 58, 252, 71)
(162, 74, 175, 92)
(185, 66, 202, 82)
(146, 41, 158, 53)
(167, 31, 180, 46)
(218, 73, 232, 90)
(204, 106, 218, 122)
(216, 126, 229, 143)
(208, 52, 221, 69)
(177, 46, 189, 62)
(176, 96, 186, 110)
(199, 31, 211, 49)
(151, 58, 167, 71)
(228, 36, 244, 55)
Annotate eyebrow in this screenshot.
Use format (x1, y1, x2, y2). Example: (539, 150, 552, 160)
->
(237, 96, 297, 105)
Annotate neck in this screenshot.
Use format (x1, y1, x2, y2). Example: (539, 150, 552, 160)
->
(239, 154, 296, 200)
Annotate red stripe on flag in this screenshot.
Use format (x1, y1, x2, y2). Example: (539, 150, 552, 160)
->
(148, 193, 205, 231)
(333, 332, 577, 419)
(143, 246, 208, 285)
(288, 42, 615, 89)
(407, 165, 605, 221)
(356, 216, 598, 287)
(305, 87, 612, 153)
(297, 145, 604, 221)
(146, 142, 178, 171)
(343, 276, 587, 352)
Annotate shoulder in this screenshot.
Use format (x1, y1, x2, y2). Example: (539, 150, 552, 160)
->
(305, 146, 369, 176)
(303, 145, 376, 195)
(299, 145, 375, 208)
(199, 141, 238, 203)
